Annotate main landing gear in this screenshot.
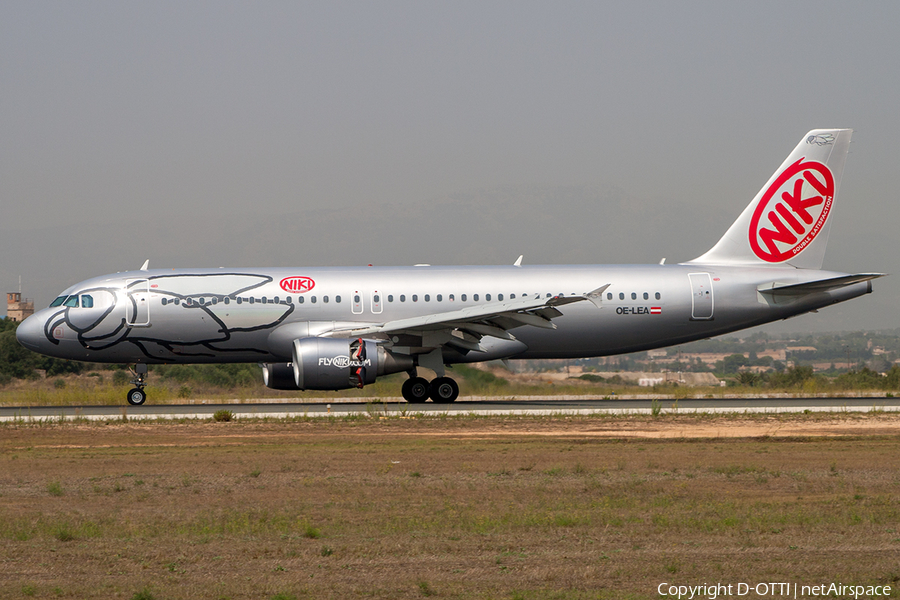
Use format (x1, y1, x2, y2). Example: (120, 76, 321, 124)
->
(402, 375, 460, 403)
(126, 363, 148, 406)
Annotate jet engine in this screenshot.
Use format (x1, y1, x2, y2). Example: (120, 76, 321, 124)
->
(261, 337, 414, 391)
(261, 362, 298, 390)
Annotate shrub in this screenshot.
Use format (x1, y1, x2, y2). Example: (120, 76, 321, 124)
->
(303, 524, 321, 539)
(130, 588, 156, 600)
(578, 373, 605, 382)
(768, 365, 815, 388)
(53, 523, 75, 542)
(735, 371, 762, 387)
(213, 409, 233, 422)
(453, 365, 509, 391)
(418, 581, 435, 597)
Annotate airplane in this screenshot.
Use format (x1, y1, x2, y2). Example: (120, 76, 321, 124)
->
(16, 129, 883, 405)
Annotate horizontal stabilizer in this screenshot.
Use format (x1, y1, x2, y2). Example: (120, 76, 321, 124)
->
(758, 273, 885, 296)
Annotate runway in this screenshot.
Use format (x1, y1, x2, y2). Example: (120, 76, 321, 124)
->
(2, 396, 899, 422)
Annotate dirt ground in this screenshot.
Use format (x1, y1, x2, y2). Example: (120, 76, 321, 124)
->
(1, 414, 899, 600)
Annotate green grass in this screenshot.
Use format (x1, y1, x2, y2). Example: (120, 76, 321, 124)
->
(1, 421, 899, 598)
(4, 365, 899, 408)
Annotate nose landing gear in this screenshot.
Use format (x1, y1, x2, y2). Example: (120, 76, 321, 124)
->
(126, 363, 148, 406)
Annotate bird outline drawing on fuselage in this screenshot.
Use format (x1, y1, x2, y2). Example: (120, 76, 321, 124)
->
(41, 274, 294, 359)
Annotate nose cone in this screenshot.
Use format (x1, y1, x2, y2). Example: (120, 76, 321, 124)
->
(15, 313, 45, 352)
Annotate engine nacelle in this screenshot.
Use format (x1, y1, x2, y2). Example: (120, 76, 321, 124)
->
(262, 339, 416, 391)
(261, 363, 298, 390)
(288, 337, 414, 390)
(293, 337, 376, 390)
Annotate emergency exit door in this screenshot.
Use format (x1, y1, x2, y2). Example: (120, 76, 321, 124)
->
(688, 273, 714, 320)
(126, 279, 151, 326)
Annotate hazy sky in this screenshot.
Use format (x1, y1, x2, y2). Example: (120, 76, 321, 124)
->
(2, 1, 898, 333)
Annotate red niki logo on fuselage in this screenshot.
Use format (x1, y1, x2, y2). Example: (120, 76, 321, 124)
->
(280, 276, 315, 293)
(749, 158, 835, 263)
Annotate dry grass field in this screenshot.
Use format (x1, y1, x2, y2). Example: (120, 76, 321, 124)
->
(1, 414, 899, 599)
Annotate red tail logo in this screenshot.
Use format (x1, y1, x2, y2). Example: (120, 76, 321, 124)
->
(749, 158, 834, 262)
(280, 276, 315, 293)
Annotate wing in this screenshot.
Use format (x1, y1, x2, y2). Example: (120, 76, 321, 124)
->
(324, 285, 609, 355)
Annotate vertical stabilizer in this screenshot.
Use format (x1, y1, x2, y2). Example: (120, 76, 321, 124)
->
(689, 129, 851, 269)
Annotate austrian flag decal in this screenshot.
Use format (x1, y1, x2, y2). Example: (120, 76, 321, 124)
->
(650, 307, 662, 315)
(749, 158, 835, 262)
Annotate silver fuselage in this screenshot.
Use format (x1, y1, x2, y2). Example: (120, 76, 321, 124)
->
(15, 263, 871, 364)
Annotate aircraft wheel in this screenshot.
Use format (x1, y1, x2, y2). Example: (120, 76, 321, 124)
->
(402, 377, 430, 403)
(127, 388, 147, 406)
(429, 377, 459, 403)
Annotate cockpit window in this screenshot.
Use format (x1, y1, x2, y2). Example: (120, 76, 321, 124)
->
(63, 296, 79, 308)
(50, 296, 67, 308)
(81, 295, 93, 308)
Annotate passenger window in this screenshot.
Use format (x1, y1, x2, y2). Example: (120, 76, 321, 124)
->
(311, 296, 317, 304)
(354, 294, 360, 303)
(400, 295, 406, 302)
(81, 295, 94, 308)
(655, 292, 661, 300)
(607, 293, 613, 300)
(619, 292, 625, 300)
(510, 293, 515, 299)
(643, 292, 649, 300)
(461, 294, 467, 301)
(437, 294, 442, 302)
(388, 295, 394, 302)
(261, 297, 267, 304)
(286, 296, 292, 304)
(498, 294, 503, 301)
(449, 294, 454, 301)
(486, 294, 491, 301)
(412, 295, 418, 302)
(424, 294, 430, 302)
(273, 296, 279, 304)
(224, 297, 230, 305)
(631, 292, 637, 300)
(174, 298, 180, 305)
(212, 297, 218, 305)
(161, 298, 167, 306)
(323, 296, 329, 303)
(473, 294, 479, 301)
(64, 296, 79, 308)
(298, 296, 304, 304)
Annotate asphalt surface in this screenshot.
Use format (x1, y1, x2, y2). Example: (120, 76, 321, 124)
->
(2, 396, 899, 421)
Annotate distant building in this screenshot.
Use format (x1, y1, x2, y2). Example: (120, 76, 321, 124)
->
(6, 292, 34, 322)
